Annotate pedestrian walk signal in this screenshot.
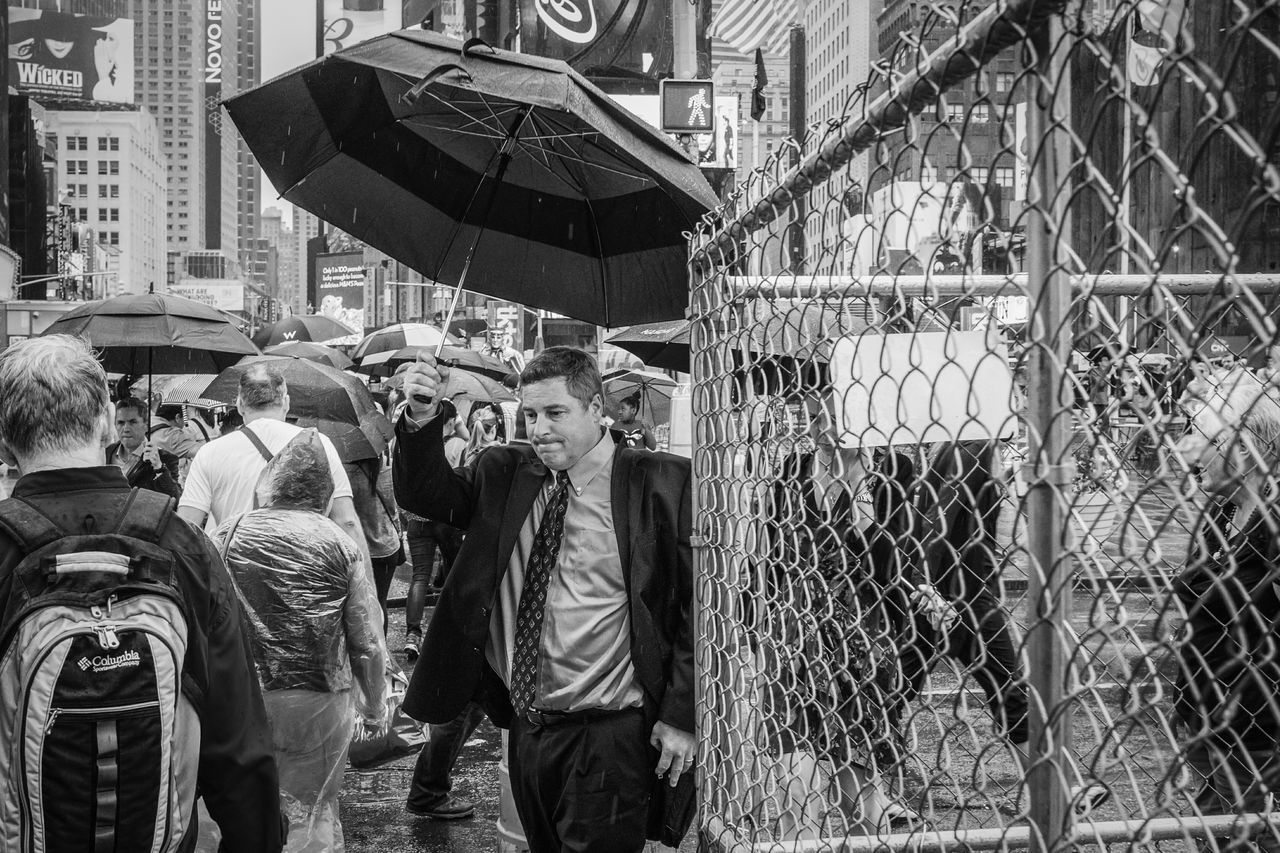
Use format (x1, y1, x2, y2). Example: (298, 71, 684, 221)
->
(660, 80, 715, 133)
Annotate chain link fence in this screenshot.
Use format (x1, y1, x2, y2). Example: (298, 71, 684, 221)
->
(689, 1, 1280, 851)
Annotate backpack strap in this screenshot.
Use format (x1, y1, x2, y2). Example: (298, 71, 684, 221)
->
(0, 497, 64, 555)
(240, 425, 274, 463)
(146, 424, 166, 438)
(113, 488, 175, 544)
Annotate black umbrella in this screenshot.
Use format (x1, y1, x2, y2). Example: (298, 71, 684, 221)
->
(252, 314, 357, 348)
(41, 293, 260, 403)
(605, 320, 691, 373)
(358, 344, 513, 381)
(225, 30, 718, 331)
(264, 340, 355, 370)
(204, 355, 379, 427)
(290, 413, 394, 463)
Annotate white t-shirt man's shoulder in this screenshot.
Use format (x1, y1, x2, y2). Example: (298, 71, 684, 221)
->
(179, 419, 353, 528)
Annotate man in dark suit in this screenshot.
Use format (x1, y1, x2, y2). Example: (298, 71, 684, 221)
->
(394, 347, 694, 853)
(106, 397, 181, 499)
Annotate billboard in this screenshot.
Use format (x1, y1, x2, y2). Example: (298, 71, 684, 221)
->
(518, 0, 675, 81)
(8, 9, 133, 104)
(320, 0, 405, 56)
(315, 251, 366, 334)
(170, 279, 246, 313)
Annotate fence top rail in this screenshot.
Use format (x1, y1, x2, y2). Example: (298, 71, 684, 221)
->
(692, 274, 1280, 302)
(690, 0, 1068, 270)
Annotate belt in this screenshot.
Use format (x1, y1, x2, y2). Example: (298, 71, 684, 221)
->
(522, 706, 642, 729)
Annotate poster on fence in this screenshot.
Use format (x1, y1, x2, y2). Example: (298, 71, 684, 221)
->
(829, 332, 1015, 447)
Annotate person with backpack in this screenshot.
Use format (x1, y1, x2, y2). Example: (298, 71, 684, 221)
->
(0, 335, 285, 852)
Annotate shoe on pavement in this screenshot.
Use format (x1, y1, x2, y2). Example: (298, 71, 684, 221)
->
(403, 629, 422, 661)
(407, 795, 476, 820)
(1071, 783, 1111, 817)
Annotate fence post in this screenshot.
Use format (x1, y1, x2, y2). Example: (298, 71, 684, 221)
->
(1025, 11, 1074, 853)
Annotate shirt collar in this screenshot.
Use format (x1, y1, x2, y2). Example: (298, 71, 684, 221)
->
(557, 430, 615, 497)
(13, 465, 130, 498)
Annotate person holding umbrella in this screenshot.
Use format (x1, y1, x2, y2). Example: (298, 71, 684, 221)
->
(105, 397, 181, 499)
(393, 347, 696, 851)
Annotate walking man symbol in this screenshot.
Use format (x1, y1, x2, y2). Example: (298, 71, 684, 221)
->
(687, 87, 710, 126)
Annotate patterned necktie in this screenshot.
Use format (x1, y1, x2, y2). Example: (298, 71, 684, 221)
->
(510, 470, 572, 715)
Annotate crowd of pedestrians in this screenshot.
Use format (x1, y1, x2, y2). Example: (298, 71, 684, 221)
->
(0, 330, 1277, 851)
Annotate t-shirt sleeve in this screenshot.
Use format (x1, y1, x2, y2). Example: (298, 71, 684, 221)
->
(320, 434, 354, 500)
(178, 446, 213, 514)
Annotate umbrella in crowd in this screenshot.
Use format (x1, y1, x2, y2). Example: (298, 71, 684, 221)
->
(603, 368, 677, 425)
(252, 314, 357, 348)
(352, 324, 458, 364)
(41, 293, 260, 402)
(130, 374, 224, 410)
(358, 344, 512, 382)
(225, 29, 719, 343)
(604, 320, 691, 374)
(386, 367, 516, 405)
(204, 356, 392, 461)
(265, 340, 355, 370)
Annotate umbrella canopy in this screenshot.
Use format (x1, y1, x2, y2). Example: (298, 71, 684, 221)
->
(130, 374, 223, 409)
(605, 320, 691, 373)
(265, 340, 355, 370)
(290, 412, 394, 463)
(225, 30, 719, 328)
(42, 293, 259, 375)
(352, 324, 457, 363)
(386, 366, 516, 404)
(204, 355, 380, 427)
(252, 315, 358, 348)
(358, 344, 512, 381)
(604, 368, 676, 425)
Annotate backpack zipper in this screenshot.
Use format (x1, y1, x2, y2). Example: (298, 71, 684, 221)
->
(45, 700, 160, 734)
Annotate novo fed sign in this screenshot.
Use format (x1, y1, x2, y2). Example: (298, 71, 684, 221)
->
(660, 80, 715, 134)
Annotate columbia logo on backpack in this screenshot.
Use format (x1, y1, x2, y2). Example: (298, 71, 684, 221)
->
(0, 489, 201, 853)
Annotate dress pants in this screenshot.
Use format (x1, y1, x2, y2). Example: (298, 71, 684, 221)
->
(509, 707, 652, 853)
(406, 701, 487, 809)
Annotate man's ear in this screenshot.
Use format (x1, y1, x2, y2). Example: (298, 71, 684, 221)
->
(589, 393, 604, 420)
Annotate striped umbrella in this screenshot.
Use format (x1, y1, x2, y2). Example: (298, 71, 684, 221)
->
(352, 324, 459, 363)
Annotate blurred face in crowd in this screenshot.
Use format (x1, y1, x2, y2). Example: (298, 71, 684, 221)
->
(618, 400, 638, 422)
(115, 405, 146, 453)
(1174, 371, 1258, 499)
(522, 377, 603, 471)
(472, 407, 499, 441)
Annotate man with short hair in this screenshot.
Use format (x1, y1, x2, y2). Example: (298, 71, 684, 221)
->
(395, 346, 695, 852)
(177, 364, 372, 567)
(0, 335, 285, 851)
(106, 397, 182, 498)
(149, 402, 203, 464)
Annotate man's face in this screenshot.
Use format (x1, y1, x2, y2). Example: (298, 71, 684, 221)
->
(1174, 381, 1239, 496)
(115, 407, 146, 452)
(522, 378, 602, 471)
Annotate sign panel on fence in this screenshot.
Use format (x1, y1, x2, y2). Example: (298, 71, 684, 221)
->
(829, 331, 1015, 447)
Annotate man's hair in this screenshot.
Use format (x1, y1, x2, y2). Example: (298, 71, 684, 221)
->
(1182, 366, 1280, 464)
(115, 397, 148, 421)
(0, 335, 109, 458)
(519, 347, 602, 409)
(156, 403, 184, 422)
(265, 432, 333, 512)
(238, 363, 287, 410)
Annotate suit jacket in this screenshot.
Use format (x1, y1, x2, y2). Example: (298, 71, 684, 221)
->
(104, 442, 182, 500)
(393, 414, 694, 735)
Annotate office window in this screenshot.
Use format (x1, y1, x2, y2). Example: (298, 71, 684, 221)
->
(98, 208, 109, 222)
(77, 184, 88, 198)
(76, 207, 88, 221)
(98, 185, 108, 199)
(970, 166, 990, 183)
(947, 103, 966, 122)
(996, 71, 1015, 92)
(972, 103, 991, 122)
(109, 208, 119, 222)
(995, 166, 1015, 188)
(110, 185, 119, 199)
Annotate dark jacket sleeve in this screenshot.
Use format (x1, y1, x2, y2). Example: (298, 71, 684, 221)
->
(658, 467, 695, 733)
(392, 412, 477, 529)
(196, 546, 285, 853)
(127, 450, 182, 500)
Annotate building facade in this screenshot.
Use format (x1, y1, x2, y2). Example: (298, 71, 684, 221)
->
(47, 107, 165, 294)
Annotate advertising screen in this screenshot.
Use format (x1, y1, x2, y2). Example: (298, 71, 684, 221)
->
(8, 9, 133, 104)
(170, 279, 246, 313)
(518, 0, 674, 80)
(320, 0, 405, 56)
(315, 252, 366, 334)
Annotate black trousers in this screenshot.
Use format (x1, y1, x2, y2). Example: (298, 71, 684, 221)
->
(406, 701, 487, 808)
(508, 708, 651, 853)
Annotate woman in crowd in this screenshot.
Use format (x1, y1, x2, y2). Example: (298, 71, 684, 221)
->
(1171, 366, 1280, 826)
(215, 430, 389, 852)
(463, 401, 505, 465)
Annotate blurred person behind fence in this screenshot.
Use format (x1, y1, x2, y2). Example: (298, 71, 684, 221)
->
(0, 335, 284, 852)
(215, 429, 389, 852)
(1170, 366, 1280, 835)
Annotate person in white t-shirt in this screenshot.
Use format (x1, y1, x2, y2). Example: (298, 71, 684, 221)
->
(177, 363, 371, 571)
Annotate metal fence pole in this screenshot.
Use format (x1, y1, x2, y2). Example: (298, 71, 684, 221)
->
(1025, 12, 1074, 853)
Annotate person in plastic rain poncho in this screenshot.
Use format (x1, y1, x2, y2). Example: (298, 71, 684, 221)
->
(215, 429, 389, 853)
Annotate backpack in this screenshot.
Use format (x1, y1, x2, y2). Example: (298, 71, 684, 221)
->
(0, 489, 201, 853)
